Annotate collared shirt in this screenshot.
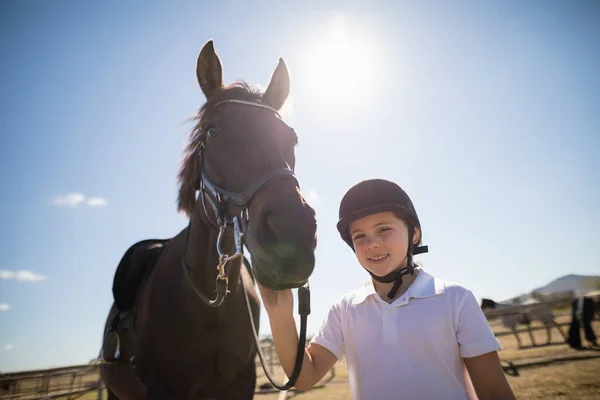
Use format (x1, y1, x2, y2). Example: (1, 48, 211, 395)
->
(310, 267, 501, 400)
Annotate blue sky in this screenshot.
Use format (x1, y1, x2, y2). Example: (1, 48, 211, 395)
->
(1, 0, 599, 372)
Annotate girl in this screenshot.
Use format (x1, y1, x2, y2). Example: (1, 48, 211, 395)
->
(258, 178, 516, 399)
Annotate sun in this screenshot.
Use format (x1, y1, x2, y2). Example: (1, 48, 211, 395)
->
(304, 17, 379, 108)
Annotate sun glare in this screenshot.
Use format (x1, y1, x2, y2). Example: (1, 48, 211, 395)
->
(304, 17, 379, 108)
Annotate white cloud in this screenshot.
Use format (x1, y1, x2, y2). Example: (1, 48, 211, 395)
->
(16, 270, 47, 281)
(0, 270, 14, 279)
(0, 303, 10, 312)
(4, 344, 14, 351)
(86, 197, 107, 207)
(53, 192, 85, 207)
(0, 270, 47, 282)
(52, 192, 107, 207)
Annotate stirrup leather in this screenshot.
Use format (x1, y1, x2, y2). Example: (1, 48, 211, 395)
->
(102, 331, 121, 363)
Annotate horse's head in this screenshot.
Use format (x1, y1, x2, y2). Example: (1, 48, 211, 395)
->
(177, 40, 317, 290)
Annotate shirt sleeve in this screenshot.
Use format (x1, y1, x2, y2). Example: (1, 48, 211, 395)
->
(309, 301, 345, 360)
(456, 289, 502, 358)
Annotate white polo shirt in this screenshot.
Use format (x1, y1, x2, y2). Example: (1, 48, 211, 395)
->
(310, 267, 501, 400)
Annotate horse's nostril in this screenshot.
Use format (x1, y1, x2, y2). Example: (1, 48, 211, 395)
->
(266, 213, 305, 241)
(259, 204, 317, 259)
(265, 212, 276, 232)
(266, 213, 285, 238)
(265, 213, 295, 251)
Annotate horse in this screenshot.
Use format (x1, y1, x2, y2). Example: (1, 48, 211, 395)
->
(567, 293, 599, 349)
(99, 40, 317, 400)
(481, 298, 567, 348)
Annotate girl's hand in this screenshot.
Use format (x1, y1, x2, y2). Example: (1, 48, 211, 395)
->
(256, 282, 294, 318)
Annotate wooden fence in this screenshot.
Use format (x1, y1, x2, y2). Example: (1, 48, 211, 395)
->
(0, 364, 103, 400)
(0, 340, 319, 400)
(492, 321, 572, 337)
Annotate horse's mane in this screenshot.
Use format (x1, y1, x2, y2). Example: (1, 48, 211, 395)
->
(177, 81, 264, 216)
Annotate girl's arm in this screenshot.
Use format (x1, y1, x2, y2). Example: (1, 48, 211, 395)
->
(258, 283, 338, 391)
(455, 289, 516, 399)
(464, 351, 516, 400)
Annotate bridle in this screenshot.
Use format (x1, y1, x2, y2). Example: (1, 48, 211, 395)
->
(181, 99, 297, 306)
(180, 98, 310, 390)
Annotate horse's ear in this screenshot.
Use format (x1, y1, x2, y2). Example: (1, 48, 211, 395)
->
(196, 40, 223, 100)
(263, 58, 290, 110)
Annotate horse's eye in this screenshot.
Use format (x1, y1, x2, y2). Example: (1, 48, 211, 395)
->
(207, 128, 219, 138)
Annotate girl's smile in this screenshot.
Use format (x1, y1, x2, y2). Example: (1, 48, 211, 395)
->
(367, 253, 390, 264)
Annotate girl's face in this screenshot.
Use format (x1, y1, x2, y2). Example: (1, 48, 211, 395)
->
(349, 211, 419, 277)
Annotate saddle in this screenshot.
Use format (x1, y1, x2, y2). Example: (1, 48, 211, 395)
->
(112, 239, 169, 311)
(102, 239, 254, 363)
(102, 238, 169, 363)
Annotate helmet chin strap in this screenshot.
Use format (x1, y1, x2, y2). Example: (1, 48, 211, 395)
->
(367, 226, 429, 299)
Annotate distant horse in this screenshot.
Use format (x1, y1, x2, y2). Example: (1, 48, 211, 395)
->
(567, 294, 599, 348)
(100, 40, 317, 399)
(481, 298, 567, 348)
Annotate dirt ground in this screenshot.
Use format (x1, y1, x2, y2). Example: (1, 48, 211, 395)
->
(253, 315, 600, 399)
(48, 315, 600, 399)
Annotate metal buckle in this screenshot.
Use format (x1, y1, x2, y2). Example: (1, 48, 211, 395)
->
(214, 216, 245, 284)
(216, 217, 244, 261)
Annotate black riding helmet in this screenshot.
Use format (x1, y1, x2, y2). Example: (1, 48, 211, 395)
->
(336, 179, 429, 299)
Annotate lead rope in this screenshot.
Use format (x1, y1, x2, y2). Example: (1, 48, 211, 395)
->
(242, 272, 310, 390)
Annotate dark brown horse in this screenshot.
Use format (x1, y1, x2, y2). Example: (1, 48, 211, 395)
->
(100, 40, 317, 399)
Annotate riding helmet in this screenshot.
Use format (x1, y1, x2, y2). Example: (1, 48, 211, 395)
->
(336, 178, 429, 299)
(336, 178, 422, 250)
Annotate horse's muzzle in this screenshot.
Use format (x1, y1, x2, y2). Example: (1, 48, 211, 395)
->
(251, 251, 315, 290)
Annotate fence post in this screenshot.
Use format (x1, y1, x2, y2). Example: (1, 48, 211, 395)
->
(97, 375, 104, 400)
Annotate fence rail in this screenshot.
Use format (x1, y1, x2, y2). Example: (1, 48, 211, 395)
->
(483, 298, 573, 319)
(0, 341, 306, 400)
(488, 312, 571, 327)
(493, 321, 571, 337)
(0, 364, 103, 400)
